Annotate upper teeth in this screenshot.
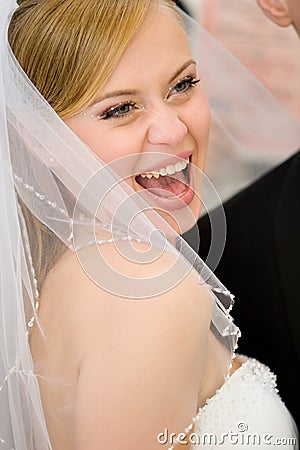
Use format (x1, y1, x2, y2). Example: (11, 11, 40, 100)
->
(140, 159, 189, 179)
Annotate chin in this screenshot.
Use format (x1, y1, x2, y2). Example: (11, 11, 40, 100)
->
(150, 195, 201, 237)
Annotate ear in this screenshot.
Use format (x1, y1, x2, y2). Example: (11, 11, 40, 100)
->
(256, 0, 293, 27)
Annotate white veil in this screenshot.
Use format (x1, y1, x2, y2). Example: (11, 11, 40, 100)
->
(0, 1, 300, 449)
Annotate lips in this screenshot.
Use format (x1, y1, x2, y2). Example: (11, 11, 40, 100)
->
(135, 158, 190, 198)
(134, 154, 195, 211)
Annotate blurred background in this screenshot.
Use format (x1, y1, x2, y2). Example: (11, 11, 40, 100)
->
(178, 0, 300, 209)
(180, 0, 300, 118)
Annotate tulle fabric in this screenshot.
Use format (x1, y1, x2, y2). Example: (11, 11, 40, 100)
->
(0, 1, 299, 449)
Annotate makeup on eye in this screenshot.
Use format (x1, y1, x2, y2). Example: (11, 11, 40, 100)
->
(92, 75, 201, 122)
(165, 75, 201, 100)
(98, 101, 144, 121)
(81, 60, 200, 121)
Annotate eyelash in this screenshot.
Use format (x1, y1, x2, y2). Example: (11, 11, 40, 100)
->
(98, 75, 200, 121)
(98, 101, 144, 121)
(165, 75, 200, 100)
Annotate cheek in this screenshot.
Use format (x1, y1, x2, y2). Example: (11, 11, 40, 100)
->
(192, 94, 211, 144)
(184, 93, 211, 160)
(64, 118, 144, 166)
(89, 132, 138, 165)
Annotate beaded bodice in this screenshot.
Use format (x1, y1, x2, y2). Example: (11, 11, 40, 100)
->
(167, 357, 298, 450)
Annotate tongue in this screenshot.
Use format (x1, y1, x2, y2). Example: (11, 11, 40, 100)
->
(136, 171, 188, 198)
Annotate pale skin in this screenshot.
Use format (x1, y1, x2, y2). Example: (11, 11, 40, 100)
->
(256, 0, 300, 35)
(29, 5, 241, 450)
(64, 4, 210, 234)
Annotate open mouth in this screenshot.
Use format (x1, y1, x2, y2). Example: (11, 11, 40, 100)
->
(135, 157, 190, 199)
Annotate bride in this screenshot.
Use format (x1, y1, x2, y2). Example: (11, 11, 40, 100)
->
(0, 0, 298, 449)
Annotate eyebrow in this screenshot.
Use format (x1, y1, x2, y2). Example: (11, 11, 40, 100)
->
(89, 59, 197, 107)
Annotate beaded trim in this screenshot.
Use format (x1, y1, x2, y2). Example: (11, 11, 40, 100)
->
(14, 172, 148, 332)
(167, 337, 241, 450)
(25, 232, 143, 332)
(13, 172, 144, 238)
(208, 284, 235, 314)
(74, 234, 143, 251)
(14, 174, 69, 217)
(11, 173, 241, 450)
(17, 204, 40, 335)
(15, 174, 237, 333)
(166, 283, 241, 449)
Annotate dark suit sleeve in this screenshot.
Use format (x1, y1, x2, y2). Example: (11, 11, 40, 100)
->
(192, 151, 300, 427)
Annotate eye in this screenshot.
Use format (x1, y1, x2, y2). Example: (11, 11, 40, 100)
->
(166, 76, 200, 100)
(98, 101, 144, 121)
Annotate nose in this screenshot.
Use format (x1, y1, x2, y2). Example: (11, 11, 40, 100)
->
(147, 104, 188, 147)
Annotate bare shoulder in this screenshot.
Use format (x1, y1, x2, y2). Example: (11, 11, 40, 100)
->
(50, 240, 212, 350)
(47, 241, 212, 449)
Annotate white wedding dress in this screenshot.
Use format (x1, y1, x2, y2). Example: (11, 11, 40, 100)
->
(165, 356, 298, 449)
(190, 357, 298, 449)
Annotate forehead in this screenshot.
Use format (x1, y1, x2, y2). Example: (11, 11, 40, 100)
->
(102, 6, 192, 87)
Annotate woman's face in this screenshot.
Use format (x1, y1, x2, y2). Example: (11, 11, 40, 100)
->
(65, 5, 211, 233)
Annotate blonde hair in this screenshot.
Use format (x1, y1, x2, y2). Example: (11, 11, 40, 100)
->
(9, 0, 177, 118)
(8, 0, 177, 288)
